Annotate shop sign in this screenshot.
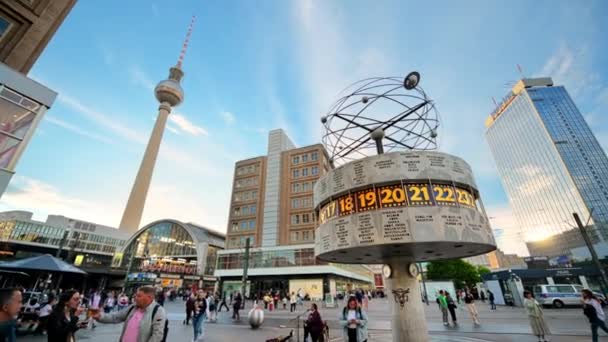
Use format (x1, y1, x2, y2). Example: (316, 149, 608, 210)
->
(160, 273, 180, 279)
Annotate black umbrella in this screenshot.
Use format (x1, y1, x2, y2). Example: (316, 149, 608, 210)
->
(0, 254, 86, 274)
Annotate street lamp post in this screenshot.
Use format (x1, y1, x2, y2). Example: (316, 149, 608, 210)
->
(573, 212, 608, 299)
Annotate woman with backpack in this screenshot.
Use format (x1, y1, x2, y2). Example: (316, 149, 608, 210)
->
(582, 289, 608, 342)
(338, 297, 368, 342)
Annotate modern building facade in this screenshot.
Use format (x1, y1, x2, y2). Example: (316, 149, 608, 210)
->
(216, 129, 373, 300)
(0, 63, 56, 197)
(0, 210, 130, 288)
(485, 77, 608, 260)
(112, 219, 225, 292)
(0, 0, 76, 198)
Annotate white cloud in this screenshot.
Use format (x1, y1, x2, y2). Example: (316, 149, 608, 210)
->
(57, 93, 147, 144)
(128, 65, 156, 92)
(485, 205, 529, 256)
(0, 176, 118, 227)
(220, 111, 236, 125)
(0, 175, 228, 233)
(169, 112, 208, 136)
(537, 44, 599, 97)
(45, 115, 115, 145)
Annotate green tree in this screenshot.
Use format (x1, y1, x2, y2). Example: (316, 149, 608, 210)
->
(477, 265, 491, 278)
(426, 259, 482, 289)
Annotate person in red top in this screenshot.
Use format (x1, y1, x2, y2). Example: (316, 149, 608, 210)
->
(305, 303, 325, 342)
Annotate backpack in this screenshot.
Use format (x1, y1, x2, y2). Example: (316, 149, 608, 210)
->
(126, 304, 169, 342)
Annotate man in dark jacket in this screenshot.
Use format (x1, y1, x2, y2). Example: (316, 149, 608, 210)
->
(183, 294, 195, 325)
(0, 288, 22, 342)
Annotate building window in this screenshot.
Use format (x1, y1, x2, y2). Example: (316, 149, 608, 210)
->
(302, 168, 308, 177)
(0, 18, 11, 41)
(234, 207, 240, 216)
(302, 213, 310, 223)
(291, 214, 300, 224)
(311, 152, 318, 161)
(250, 204, 256, 214)
(292, 183, 300, 193)
(293, 156, 300, 164)
(291, 231, 300, 242)
(249, 220, 256, 229)
(311, 166, 319, 176)
(240, 221, 248, 231)
(302, 154, 308, 162)
(293, 169, 300, 178)
(303, 231, 310, 241)
(302, 182, 310, 192)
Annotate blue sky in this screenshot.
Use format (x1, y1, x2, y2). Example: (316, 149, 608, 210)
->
(1, 0, 607, 255)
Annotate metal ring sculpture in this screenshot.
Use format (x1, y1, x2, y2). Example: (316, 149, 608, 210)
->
(321, 72, 439, 165)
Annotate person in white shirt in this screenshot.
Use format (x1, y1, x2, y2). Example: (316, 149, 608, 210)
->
(36, 294, 56, 335)
(582, 289, 608, 342)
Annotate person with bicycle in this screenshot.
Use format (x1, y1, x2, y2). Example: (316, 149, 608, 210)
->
(304, 303, 325, 342)
(339, 296, 368, 342)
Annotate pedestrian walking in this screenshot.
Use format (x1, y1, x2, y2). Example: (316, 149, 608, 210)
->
(446, 292, 457, 325)
(290, 292, 297, 312)
(523, 290, 550, 342)
(192, 291, 207, 341)
(338, 297, 368, 342)
(156, 289, 165, 307)
(282, 296, 288, 310)
(362, 293, 369, 311)
(232, 292, 242, 320)
(488, 290, 496, 310)
(91, 285, 168, 342)
(480, 290, 486, 303)
(0, 288, 23, 342)
(438, 290, 449, 326)
(184, 294, 195, 325)
(46, 290, 88, 342)
(207, 293, 217, 322)
(36, 294, 56, 335)
(464, 291, 480, 325)
(582, 289, 608, 342)
(305, 303, 325, 342)
(218, 294, 229, 312)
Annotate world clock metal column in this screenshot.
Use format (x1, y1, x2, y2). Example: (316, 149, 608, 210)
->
(314, 72, 496, 342)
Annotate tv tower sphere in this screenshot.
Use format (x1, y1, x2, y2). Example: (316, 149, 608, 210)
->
(155, 67, 184, 106)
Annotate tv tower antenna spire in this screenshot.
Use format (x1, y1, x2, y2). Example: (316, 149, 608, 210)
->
(177, 15, 196, 69)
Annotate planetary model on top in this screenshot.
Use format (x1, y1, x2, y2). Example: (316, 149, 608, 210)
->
(313, 72, 497, 342)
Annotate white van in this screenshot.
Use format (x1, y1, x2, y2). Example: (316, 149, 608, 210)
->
(533, 284, 605, 308)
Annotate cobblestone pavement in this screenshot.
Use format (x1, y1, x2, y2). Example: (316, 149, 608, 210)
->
(16, 298, 600, 341)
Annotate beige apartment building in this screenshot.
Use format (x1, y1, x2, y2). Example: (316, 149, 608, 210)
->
(216, 129, 372, 300)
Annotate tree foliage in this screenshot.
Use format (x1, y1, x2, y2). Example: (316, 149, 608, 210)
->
(425, 259, 484, 289)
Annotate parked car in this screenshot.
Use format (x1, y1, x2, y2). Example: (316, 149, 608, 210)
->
(533, 284, 606, 308)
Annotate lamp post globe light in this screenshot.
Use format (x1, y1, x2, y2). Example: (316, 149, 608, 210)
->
(314, 72, 496, 342)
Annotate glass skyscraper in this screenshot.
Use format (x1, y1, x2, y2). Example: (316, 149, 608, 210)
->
(485, 78, 608, 261)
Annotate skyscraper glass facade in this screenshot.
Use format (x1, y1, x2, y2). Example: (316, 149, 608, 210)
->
(486, 78, 608, 259)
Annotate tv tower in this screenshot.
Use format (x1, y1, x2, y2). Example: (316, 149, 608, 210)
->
(118, 16, 195, 233)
